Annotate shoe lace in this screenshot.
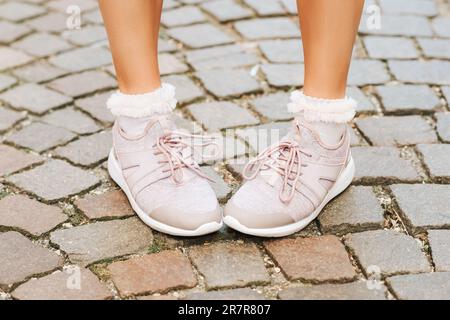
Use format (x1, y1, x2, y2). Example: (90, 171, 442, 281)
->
(154, 131, 218, 184)
(243, 127, 312, 204)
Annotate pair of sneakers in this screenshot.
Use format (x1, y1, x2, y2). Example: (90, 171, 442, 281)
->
(108, 113, 354, 237)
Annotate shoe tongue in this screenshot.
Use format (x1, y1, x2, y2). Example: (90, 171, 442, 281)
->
(147, 115, 176, 139)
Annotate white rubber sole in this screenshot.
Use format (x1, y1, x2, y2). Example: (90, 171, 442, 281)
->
(107, 150, 223, 237)
(223, 157, 356, 238)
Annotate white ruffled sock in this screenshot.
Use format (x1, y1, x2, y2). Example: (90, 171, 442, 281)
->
(106, 83, 177, 135)
(287, 91, 357, 145)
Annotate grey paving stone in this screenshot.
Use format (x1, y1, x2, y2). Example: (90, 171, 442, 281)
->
(436, 112, 450, 142)
(376, 85, 441, 113)
(0, 2, 46, 22)
(279, 282, 386, 300)
(49, 46, 112, 72)
(201, 166, 231, 200)
(48, 71, 116, 98)
(279, 0, 297, 14)
(0, 74, 18, 95)
(345, 230, 430, 276)
(12, 61, 68, 83)
(351, 146, 420, 183)
(0, 107, 25, 132)
(356, 116, 437, 146)
(416, 144, 450, 181)
(0, 83, 72, 115)
(75, 91, 115, 124)
(0, 232, 62, 288)
(250, 92, 292, 121)
(62, 26, 107, 46)
(196, 68, 262, 98)
(201, 0, 253, 22)
(189, 242, 270, 290)
(348, 60, 390, 86)
(26, 12, 68, 33)
(359, 15, 433, 37)
(347, 87, 376, 113)
(159, 53, 189, 75)
(53, 131, 112, 167)
(167, 23, 234, 48)
(41, 107, 100, 135)
(418, 38, 450, 59)
(11, 268, 112, 300)
(432, 17, 450, 38)
(243, 0, 285, 16)
(390, 184, 450, 230)
(261, 63, 304, 87)
(186, 44, 258, 70)
(259, 39, 303, 63)
(162, 5, 206, 27)
(236, 122, 291, 153)
(7, 159, 100, 202)
(50, 217, 153, 266)
(187, 288, 265, 300)
(388, 60, 450, 85)
(80, 9, 103, 25)
(12, 32, 71, 58)
(0, 21, 31, 44)
(319, 186, 384, 235)
(428, 230, 450, 272)
(0, 144, 43, 177)
(0, 194, 66, 236)
(378, 0, 437, 17)
(387, 272, 450, 300)
(364, 36, 419, 59)
(6, 122, 76, 152)
(234, 17, 299, 40)
(158, 38, 177, 53)
(188, 101, 259, 131)
(0, 47, 33, 71)
(162, 75, 203, 105)
(46, 0, 97, 12)
(163, 0, 181, 9)
(442, 87, 450, 107)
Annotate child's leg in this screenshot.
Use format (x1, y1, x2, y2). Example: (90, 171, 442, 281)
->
(99, 0, 162, 94)
(297, 0, 365, 99)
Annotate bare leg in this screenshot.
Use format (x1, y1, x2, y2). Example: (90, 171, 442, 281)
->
(297, 0, 364, 99)
(99, 0, 163, 94)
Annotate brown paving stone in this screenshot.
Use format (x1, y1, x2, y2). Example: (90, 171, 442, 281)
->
(189, 242, 270, 290)
(0, 195, 66, 236)
(7, 160, 100, 202)
(319, 186, 384, 235)
(0, 144, 43, 176)
(278, 282, 386, 300)
(75, 190, 134, 220)
(264, 235, 356, 282)
(12, 268, 112, 300)
(108, 250, 196, 296)
(50, 217, 153, 266)
(0, 231, 63, 288)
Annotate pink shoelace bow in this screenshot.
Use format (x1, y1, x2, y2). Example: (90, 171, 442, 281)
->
(243, 128, 312, 204)
(154, 131, 219, 184)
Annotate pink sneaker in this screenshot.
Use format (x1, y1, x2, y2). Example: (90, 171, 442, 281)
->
(108, 115, 222, 236)
(224, 119, 355, 237)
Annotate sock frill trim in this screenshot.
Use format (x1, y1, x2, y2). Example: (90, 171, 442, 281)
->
(287, 90, 357, 123)
(107, 83, 177, 118)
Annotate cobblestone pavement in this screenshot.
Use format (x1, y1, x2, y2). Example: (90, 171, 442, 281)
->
(0, 0, 450, 300)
